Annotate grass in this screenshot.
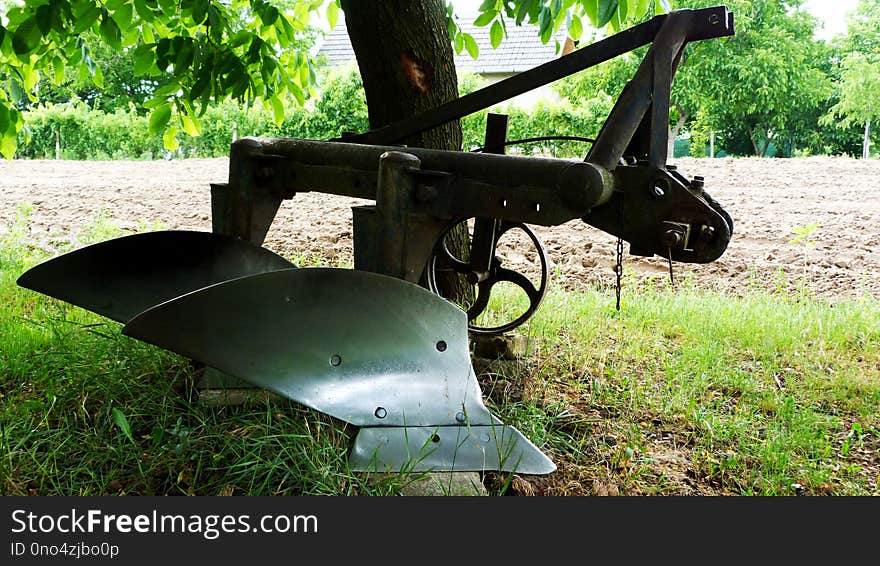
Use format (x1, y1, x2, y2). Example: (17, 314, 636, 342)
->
(1, 208, 878, 496)
(479, 279, 880, 495)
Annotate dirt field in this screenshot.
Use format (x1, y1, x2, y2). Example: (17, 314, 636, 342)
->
(2, 155, 878, 299)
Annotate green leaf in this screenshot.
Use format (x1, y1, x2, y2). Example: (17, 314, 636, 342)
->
(1, 130, 17, 159)
(52, 56, 66, 84)
(261, 6, 279, 26)
(92, 64, 104, 88)
(189, 71, 210, 102)
(597, 0, 619, 28)
(112, 3, 133, 30)
(0, 104, 8, 135)
(473, 10, 497, 27)
(73, 5, 100, 34)
(133, 45, 155, 75)
(538, 7, 552, 38)
(268, 94, 284, 126)
(35, 4, 52, 35)
(569, 13, 583, 41)
(583, 0, 598, 27)
(163, 126, 180, 151)
(326, 1, 339, 30)
(142, 24, 155, 44)
(135, 0, 155, 23)
(111, 408, 134, 443)
(148, 103, 172, 136)
(99, 13, 122, 49)
(454, 31, 464, 54)
(0, 105, 18, 158)
(490, 20, 503, 49)
(12, 17, 42, 54)
(287, 81, 304, 106)
(8, 77, 26, 104)
(192, 0, 209, 25)
(154, 82, 181, 97)
(461, 32, 479, 59)
(180, 113, 201, 136)
(175, 41, 194, 74)
(515, 0, 530, 25)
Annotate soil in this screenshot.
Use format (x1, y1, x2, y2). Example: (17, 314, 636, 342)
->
(2, 155, 878, 300)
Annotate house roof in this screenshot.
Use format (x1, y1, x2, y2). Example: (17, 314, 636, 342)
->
(316, 17, 568, 74)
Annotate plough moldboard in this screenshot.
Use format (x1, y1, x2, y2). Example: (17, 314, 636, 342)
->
(17, 6, 736, 475)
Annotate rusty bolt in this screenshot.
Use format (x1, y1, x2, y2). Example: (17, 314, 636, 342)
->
(699, 225, 716, 243)
(663, 229, 684, 249)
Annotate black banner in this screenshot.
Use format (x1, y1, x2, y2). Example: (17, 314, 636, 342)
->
(1, 496, 875, 564)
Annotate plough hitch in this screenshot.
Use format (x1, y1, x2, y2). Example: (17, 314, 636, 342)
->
(18, 6, 735, 475)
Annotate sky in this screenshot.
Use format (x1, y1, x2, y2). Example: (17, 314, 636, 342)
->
(450, 0, 860, 42)
(802, 0, 858, 40)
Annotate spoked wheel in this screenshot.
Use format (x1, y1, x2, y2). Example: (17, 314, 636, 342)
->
(425, 217, 549, 336)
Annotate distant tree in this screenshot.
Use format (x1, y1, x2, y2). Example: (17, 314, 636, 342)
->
(820, 52, 880, 158)
(34, 38, 161, 112)
(555, 0, 833, 157)
(674, 0, 831, 157)
(842, 0, 880, 61)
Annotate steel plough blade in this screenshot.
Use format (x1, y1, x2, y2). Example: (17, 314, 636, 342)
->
(351, 425, 557, 475)
(16, 230, 295, 323)
(122, 267, 555, 474)
(122, 268, 492, 428)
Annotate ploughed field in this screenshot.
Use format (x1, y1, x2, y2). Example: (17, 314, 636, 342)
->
(2, 155, 878, 300)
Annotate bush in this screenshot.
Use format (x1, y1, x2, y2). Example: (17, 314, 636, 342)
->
(463, 94, 613, 158)
(17, 100, 159, 160)
(16, 66, 614, 161)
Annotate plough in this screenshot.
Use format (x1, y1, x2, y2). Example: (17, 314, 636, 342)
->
(17, 6, 735, 475)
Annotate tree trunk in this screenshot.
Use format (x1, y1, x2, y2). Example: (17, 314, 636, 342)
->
(668, 103, 687, 159)
(341, 0, 472, 306)
(749, 129, 760, 156)
(864, 119, 871, 159)
(340, 0, 462, 149)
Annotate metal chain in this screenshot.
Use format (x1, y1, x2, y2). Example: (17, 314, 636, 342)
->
(615, 193, 624, 311)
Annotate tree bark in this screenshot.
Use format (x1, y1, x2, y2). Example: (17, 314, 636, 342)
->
(749, 129, 760, 156)
(339, 0, 462, 150)
(341, 0, 472, 306)
(864, 119, 871, 159)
